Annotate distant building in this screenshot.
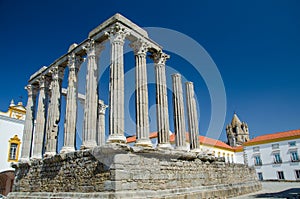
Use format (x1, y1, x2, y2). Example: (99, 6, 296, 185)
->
(243, 129, 300, 181)
(127, 132, 243, 164)
(0, 100, 25, 196)
(226, 113, 250, 146)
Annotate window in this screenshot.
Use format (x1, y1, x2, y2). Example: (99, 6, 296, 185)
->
(9, 143, 18, 160)
(295, 170, 300, 180)
(7, 135, 21, 162)
(253, 146, 260, 152)
(257, 172, 263, 181)
(289, 141, 296, 147)
(273, 153, 282, 164)
(254, 155, 262, 166)
(272, 143, 279, 149)
(291, 151, 299, 162)
(277, 171, 285, 180)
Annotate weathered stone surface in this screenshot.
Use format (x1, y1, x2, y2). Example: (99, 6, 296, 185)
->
(151, 52, 172, 149)
(10, 145, 261, 198)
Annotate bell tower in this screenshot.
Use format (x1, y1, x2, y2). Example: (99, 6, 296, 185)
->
(226, 113, 250, 146)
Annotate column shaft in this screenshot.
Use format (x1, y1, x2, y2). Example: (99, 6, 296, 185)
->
(172, 74, 187, 150)
(152, 52, 171, 149)
(45, 66, 64, 157)
(107, 24, 127, 143)
(185, 82, 200, 151)
(61, 53, 82, 153)
(82, 40, 104, 149)
(131, 40, 152, 147)
(97, 103, 107, 146)
(32, 76, 49, 159)
(20, 85, 37, 162)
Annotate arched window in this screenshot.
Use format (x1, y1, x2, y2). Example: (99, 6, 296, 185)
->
(7, 135, 21, 162)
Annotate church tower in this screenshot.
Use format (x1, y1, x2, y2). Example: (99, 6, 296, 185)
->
(226, 113, 250, 146)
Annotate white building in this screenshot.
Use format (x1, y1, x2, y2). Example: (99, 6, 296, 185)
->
(0, 100, 25, 196)
(243, 129, 300, 181)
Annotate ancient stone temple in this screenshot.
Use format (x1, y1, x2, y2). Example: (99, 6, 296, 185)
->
(9, 14, 261, 198)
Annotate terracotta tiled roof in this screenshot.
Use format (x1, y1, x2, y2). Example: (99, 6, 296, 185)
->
(244, 129, 300, 146)
(127, 132, 237, 151)
(127, 132, 158, 143)
(199, 136, 233, 150)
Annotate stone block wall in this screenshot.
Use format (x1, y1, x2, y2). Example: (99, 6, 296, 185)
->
(9, 144, 261, 198)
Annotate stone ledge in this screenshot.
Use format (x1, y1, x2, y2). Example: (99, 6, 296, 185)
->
(8, 181, 261, 199)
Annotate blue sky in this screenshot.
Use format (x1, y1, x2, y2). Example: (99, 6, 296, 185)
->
(0, 0, 299, 145)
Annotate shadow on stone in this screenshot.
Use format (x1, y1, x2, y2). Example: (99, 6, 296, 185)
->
(255, 188, 300, 198)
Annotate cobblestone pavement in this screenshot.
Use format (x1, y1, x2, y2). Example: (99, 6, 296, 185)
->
(232, 181, 300, 199)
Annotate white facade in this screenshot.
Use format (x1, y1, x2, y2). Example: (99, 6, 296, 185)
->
(0, 101, 25, 173)
(244, 138, 300, 181)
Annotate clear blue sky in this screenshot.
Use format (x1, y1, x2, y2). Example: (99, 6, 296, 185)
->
(0, 0, 299, 144)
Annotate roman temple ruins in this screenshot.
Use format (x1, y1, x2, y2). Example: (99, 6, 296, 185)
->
(9, 14, 261, 198)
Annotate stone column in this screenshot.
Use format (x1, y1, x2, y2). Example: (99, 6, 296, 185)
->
(130, 39, 152, 147)
(82, 40, 104, 149)
(44, 66, 64, 157)
(32, 76, 49, 159)
(151, 52, 172, 149)
(61, 53, 83, 153)
(97, 103, 107, 146)
(20, 84, 37, 162)
(106, 24, 128, 143)
(185, 82, 200, 151)
(172, 73, 187, 150)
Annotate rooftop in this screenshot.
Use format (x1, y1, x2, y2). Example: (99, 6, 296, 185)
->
(244, 129, 300, 146)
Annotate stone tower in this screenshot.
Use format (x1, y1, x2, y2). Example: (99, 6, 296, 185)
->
(226, 113, 250, 146)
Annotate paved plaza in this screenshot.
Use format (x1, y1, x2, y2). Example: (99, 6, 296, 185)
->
(232, 181, 300, 199)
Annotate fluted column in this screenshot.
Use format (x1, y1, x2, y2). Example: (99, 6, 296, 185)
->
(97, 103, 108, 146)
(185, 82, 200, 151)
(82, 40, 104, 149)
(32, 76, 49, 159)
(20, 84, 37, 162)
(130, 39, 152, 147)
(151, 52, 172, 149)
(172, 73, 187, 150)
(44, 66, 64, 157)
(106, 24, 128, 143)
(61, 53, 83, 153)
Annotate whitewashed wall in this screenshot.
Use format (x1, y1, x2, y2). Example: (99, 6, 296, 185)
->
(0, 115, 24, 173)
(244, 139, 300, 181)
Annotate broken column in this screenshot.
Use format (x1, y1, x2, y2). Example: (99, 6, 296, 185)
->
(172, 73, 187, 150)
(185, 81, 200, 151)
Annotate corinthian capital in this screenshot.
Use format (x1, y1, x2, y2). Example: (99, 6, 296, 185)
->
(68, 53, 84, 71)
(98, 103, 108, 115)
(150, 51, 170, 66)
(83, 39, 104, 58)
(25, 84, 38, 97)
(105, 23, 129, 44)
(130, 39, 149, 56)
(37, 75, 50, 89)
(50, 65, 64, 81)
